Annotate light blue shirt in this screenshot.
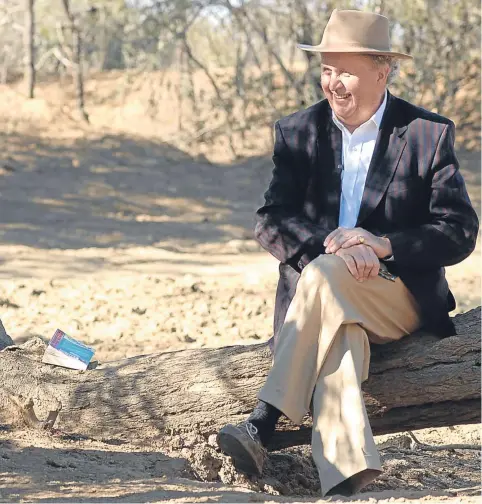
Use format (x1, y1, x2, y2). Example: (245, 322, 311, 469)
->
(333, 91, 387, 228)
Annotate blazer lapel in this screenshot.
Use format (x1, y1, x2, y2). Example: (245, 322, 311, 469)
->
(356, 94, 408, 226)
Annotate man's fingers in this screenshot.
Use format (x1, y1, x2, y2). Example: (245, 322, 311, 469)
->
(352, 253, 366, 281)
(357, 245, 380, 280)
(326, 237, 343, 253)
(324, 229, 339, 248)
(367, 247, 380, 278)
(334, 228, 373, 248)
(361, 246, 377, 279)
(352, 245, 380, 281)
(340, 236, 364, 250)
(327, 229, 368, 253)
(337, 244, 380, 281)
(326, 232, 349, 253)
(340, 253, 359, 279)
(324, 227, 347, 249)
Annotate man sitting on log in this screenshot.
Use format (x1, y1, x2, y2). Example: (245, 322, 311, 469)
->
(217, 9, 479, 497)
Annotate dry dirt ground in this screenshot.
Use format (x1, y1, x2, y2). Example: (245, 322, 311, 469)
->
(0, 78, 480, 503)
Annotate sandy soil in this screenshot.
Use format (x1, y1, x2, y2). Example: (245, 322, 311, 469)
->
(0, 79, 480, 502)
(0, 425, 480, 503)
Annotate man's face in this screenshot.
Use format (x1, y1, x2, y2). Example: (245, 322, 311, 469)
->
(321, 53, 389, 130)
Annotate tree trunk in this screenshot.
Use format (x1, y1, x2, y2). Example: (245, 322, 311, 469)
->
(60, 0, 89, 123)
(24, 0, 35, 99)
(0, 308, 480, 449)
(72, 25, 89, 123)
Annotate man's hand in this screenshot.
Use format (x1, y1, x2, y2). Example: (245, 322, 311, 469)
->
(334, 244, 380, 282)
(324, 227, 392, 259)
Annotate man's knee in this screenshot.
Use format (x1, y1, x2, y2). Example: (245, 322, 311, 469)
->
(301, 254, 350, 287)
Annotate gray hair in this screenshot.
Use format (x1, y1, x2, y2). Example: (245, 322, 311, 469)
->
(369, 55, 400, 85)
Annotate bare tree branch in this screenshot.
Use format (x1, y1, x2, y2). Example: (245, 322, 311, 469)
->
(6, 393, 62, 431)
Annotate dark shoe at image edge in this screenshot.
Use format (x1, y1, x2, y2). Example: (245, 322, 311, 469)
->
(217, 422, 266, 476)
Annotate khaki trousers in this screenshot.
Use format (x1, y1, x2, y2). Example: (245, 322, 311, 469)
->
(258, 254, 420, 496)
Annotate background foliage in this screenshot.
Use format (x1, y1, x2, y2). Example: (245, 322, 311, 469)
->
(0, 0, 480, 155)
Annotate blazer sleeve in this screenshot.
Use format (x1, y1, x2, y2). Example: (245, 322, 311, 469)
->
(254, 121, 331, 270)
(385, 122, 479, 269)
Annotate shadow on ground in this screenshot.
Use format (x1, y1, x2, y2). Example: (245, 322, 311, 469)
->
(0, 133, 272, 250)
(0, 442, 250, 503)
(0, 439, 478, 503)
(0, 131, 479, 253)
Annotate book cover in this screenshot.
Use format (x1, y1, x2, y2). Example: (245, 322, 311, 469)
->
(42, 329, 95, 370)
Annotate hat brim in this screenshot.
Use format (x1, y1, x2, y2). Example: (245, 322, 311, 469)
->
(297, 43, 412, 60)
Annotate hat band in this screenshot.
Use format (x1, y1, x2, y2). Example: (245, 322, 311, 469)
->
(321, 41, 391, 51)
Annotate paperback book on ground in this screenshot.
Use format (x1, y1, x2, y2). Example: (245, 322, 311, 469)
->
(42, 329, 95, 371)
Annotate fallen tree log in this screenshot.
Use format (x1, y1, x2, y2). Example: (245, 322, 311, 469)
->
(0, 308, 480, 449)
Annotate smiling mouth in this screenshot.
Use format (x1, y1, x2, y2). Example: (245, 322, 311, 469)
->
(333, 93, 351, 100)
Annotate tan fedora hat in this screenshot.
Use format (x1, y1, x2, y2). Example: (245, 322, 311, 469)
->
(298, 9, 412, 60)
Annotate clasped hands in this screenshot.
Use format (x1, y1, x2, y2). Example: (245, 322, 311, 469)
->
(323, 227, 392, 282)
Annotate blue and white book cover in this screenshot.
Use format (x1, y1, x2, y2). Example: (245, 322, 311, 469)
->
(42, 329, 95, 370)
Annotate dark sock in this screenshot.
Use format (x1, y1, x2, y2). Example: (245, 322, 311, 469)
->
(247, 400, 282, 446)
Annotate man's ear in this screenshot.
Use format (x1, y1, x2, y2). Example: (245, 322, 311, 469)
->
(378, 65, 389, 84)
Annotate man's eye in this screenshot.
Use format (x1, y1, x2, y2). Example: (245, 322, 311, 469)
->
(341, 72, 352, 77)
(322, 68, 332, 74)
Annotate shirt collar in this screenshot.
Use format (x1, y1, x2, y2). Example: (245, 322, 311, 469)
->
(332, 90, 387, 133)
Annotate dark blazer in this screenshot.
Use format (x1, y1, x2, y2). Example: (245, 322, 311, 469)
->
(255, 92, 479, 348)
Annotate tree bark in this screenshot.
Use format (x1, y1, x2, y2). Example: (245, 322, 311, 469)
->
(71, 24, 88, 123)
(0, 308, 480, 449)
(60, 0, 89, 123)
(24, 0, 35, 99)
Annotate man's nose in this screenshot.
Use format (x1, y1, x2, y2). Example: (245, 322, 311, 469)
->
(329, 73, 343, 93)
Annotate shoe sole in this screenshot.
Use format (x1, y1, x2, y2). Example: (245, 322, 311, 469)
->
(217, 428, 262, 476)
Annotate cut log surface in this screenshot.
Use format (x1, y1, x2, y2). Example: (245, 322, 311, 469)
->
(0, 308, 480, 449)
